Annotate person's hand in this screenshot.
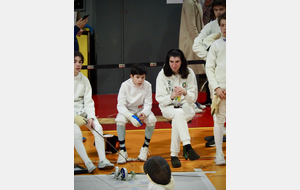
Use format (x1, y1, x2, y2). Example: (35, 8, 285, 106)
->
(74, 115, 88, 126)
(174, 86, 187, 96)
(139, 113, 146, 123)
(215, 88, 226, 100)
(171, 86, 182, 100)
(130, 116, 142, 127)
(76, 18, 88, 29)
(76, 29, 83, 37)
(85, 118, 95, 131)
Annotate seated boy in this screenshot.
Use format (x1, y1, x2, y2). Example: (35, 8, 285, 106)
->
(115, 63, 157, 164)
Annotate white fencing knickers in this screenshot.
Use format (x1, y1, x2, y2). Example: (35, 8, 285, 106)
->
(74, 118, 106, 165)
(115, 111, 157, 141)
(161, 103, 195, 157)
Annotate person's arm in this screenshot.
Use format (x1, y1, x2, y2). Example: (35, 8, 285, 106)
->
(82, 77, 96, 120)
(74, 25, 80, 37)
(192, 22, 213, 59)
(140, 82, 153, 116)
(116, 83, 131, 115)
(205, 42, 219, 92)
(183, 69, 198, 104)
(155, 71, 173, 106)
(74, 18, 88, 37)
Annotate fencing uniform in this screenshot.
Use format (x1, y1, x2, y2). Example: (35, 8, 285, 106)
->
(192, 19, 221, 60)
(155, 68, 198, 157)
(74, 72, 106, 164)
(205, 37, 226, 154)
(115, 78, 157, 163)
(147, 176, 175, 190)
(115, 78, 157, 126)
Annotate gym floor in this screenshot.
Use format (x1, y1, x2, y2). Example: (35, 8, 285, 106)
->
(74, 93, 226, 190)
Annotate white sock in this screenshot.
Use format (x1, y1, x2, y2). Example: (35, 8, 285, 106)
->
(214, 122, 224, 154)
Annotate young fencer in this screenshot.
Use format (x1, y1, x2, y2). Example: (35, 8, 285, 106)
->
(74, 51, 114, 172)
(115, 63, 157, 164)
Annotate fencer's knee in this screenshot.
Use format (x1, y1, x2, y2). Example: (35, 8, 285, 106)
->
(174, 109, 185, 115)
(74, 124, 83, 139)
(146, 123, 156, 127)
(74, 130, 82, 140)
(116, 121, 126, 127)
(145, 114, 157, 126)
(93, 124, 103, 133)
(213, 114, 225, 125)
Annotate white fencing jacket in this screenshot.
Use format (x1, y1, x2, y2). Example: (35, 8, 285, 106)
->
(155, 67, 198, 110)
(74, 72, 96, 119)
(205, 37, 226, 92)
(147, 175, 175, 190)
(192, 19, 221, 60)
(117, 78, 153, 116)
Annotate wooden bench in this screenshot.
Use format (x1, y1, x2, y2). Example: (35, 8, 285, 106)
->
(97, 116, 192, 124)
(97, 116, 171, 125)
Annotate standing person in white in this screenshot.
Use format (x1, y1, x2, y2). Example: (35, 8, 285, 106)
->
(205, 13, 226, 165)
(193, 0, 226, 147)
(155, 49, 200, 168)
(74, 51, 114, 173)
(115, 63, 157, 164)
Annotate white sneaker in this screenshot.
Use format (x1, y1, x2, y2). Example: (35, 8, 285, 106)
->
(98, 158, 114, 169)
(85, 161, 97, 173)
(138, 147, 149, 161)
(199, 104, 206, 109)
(195, 107, 203, 113)
(214, 152, 226, 165)
(117, 150, 128, 164)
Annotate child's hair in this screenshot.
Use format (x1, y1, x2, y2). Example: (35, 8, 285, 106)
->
(131, 63, 147, 76)
(218, 12, 226, 25)
(210, 0, 226, 20)
(74, 51, 84, 63)
(163, 49, 189, 79)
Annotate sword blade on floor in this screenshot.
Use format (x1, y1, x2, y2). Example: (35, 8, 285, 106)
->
(78, 111, 134, 169)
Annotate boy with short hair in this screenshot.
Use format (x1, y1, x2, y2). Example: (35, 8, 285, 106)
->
(205, 13, 226, 165)
(115, 63, 157, 164)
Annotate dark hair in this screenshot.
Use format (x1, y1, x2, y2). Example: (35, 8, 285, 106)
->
(131, 63, 147, 76)
(210, 0, 226, 21)
(218, 12, 226, 25)
(74, 51, 84, 63)
(163, 49, 189, 79)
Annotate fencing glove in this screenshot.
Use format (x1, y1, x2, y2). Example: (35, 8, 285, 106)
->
(74, 115, 88, 126)
(123, 111, 142, 127)
(211, 95, 221, 116)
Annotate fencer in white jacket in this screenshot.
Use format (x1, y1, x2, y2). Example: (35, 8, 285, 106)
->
(155, 49, 200, 168)
(205, 13, 226, 165)
(192, 0, 226, 60)
(115, 63, 157, 164)
(74, 51, 114, 173)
